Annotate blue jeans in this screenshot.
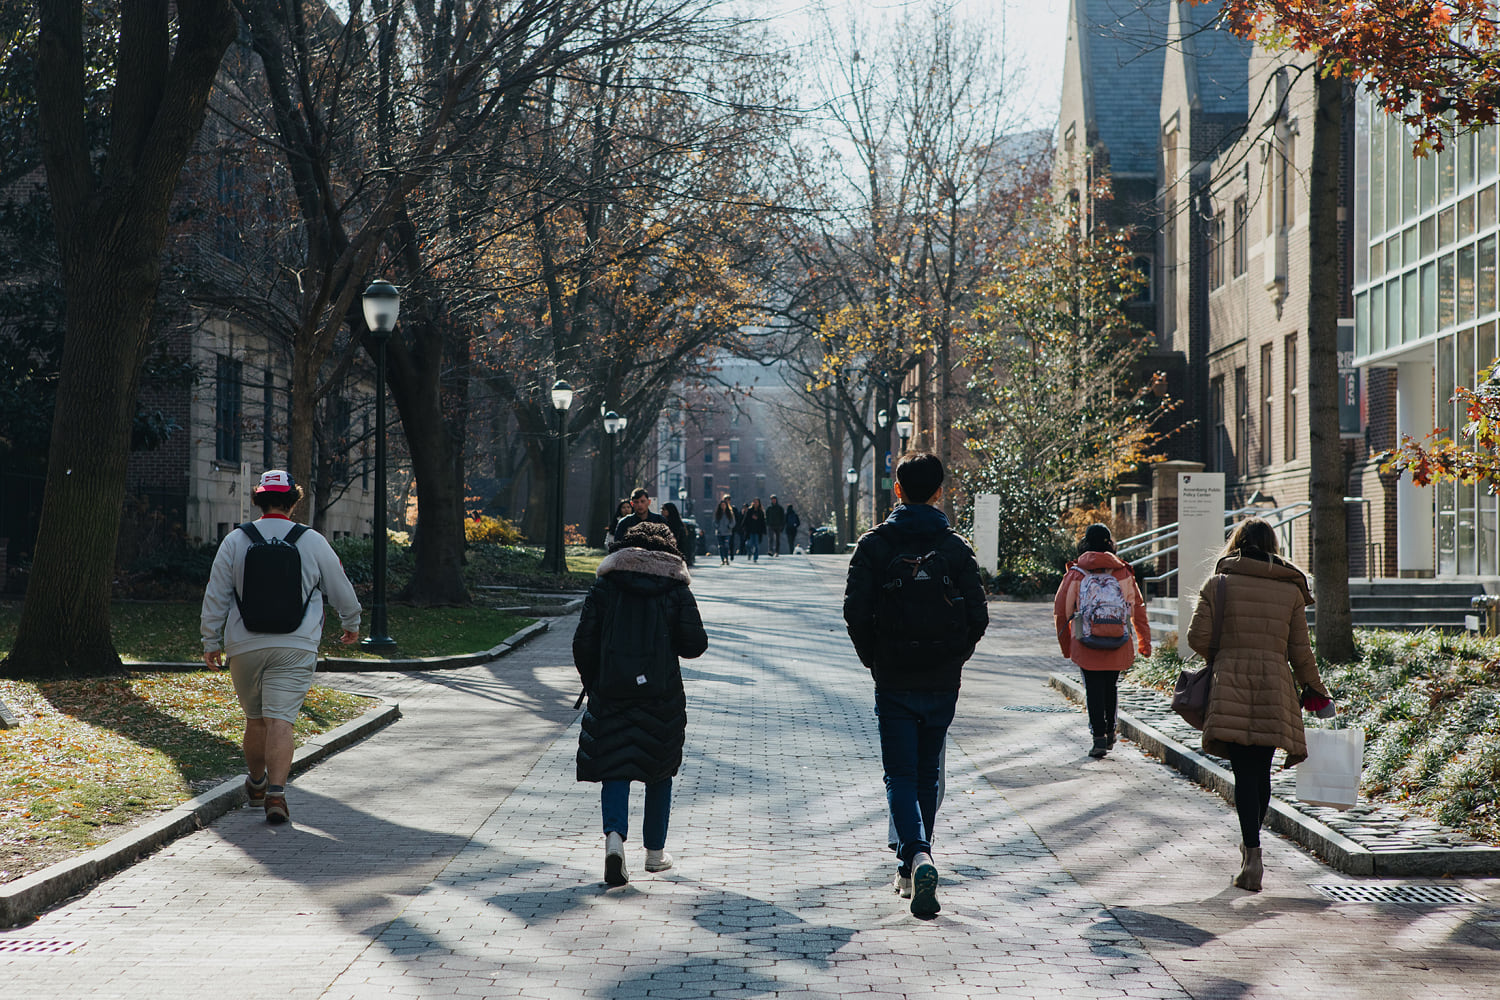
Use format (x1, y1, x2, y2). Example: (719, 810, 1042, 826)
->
(745, 533, 760, 560)
(717, 534, 732, 561)
(601, 779, 672, 850)
(875, 689, 957, 865)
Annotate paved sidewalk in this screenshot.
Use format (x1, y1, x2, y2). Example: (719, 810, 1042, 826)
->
(3, 554, 1499, 999)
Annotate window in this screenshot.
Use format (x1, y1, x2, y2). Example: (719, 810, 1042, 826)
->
(1211, 375, 1227, 472)
(326, 394, 350, 481)
(702, 474, 713, 500)
(215, 160, 244, 262)
(670, 473, 681, 497)
(729, 474, 739, 497)
(215, 354, 242, 463)
(755, 438, 767, 462)
(668, 437, 682, 462)
(704, 439, 714, 465)
(728, 438, 740, 463)
(717, 442, 732, 463)
(1260, 344, 1274, 466)
(1285, 334, 1299, 461)
(1162, 198, 1177, 339)
(682, 475, 692, 500)
(1234, 366, 1249, 477)
(1232, 196, 1248, 276)
(1210, 212, 1226, 289)
(755, 474, 766, 496)
(1130, 255, 1154, 304)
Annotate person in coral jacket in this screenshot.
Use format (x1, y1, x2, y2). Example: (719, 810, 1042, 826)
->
(1052, 523, 1151, 759)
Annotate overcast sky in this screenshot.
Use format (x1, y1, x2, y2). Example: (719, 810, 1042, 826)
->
(734, 0, 1071, 132)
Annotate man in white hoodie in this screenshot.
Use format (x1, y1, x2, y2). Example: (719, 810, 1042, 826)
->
(200, 470, 361, 824)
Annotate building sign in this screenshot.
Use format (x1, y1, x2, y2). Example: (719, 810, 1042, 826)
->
(1338, 318, 1361, 438)
(1177, 472, 1225, 639)
(972, 493, 1000, 574)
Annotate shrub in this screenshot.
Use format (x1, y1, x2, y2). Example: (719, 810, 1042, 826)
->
(465, 515, 525, 545)
(990, 555, 1066, 600)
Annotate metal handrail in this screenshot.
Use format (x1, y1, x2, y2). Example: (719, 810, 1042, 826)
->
(1120, 501, 1315, 586)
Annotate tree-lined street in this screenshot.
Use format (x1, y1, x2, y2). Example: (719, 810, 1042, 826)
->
(4, 557, 1497, 999)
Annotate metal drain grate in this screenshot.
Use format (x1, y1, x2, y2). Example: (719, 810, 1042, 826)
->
(0, 939, 83, 955)
(1311, 883, 1483, 905)
(1002, 705, 1078, 714)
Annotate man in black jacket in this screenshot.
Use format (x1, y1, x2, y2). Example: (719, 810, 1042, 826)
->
(611, 486, 666, 544)
(843, 452, 988, 916)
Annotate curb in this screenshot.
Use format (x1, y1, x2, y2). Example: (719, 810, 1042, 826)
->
(0, 700, 400, 929)
(1047, 672, 1500, 877)
(122, 619, 552, 673)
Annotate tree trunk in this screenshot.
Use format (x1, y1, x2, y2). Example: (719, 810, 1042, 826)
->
(384, 314, 470, 606)
(1308, 70, 1355, 663)
(3, 1, 236, 678)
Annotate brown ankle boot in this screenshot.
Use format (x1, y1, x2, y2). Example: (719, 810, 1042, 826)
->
(1232, 845, 1263, 891)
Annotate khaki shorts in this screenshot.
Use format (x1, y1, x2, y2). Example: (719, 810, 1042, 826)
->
(228, 647, 318, 723)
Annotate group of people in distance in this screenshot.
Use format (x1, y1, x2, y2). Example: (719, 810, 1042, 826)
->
(201, 453, 1336, 912)
(710, 494, 800, 565)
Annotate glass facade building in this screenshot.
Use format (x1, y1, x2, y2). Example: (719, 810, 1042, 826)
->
(1353, 99, 1500, 576)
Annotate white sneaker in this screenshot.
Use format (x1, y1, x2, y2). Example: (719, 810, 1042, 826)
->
(893, 870, 912, 898)
(604, 832, 628, 886)
(910, 853, 940, 916)
(644, 848, 674, 872)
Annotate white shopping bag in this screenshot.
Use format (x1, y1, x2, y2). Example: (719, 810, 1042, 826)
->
(1295, 727, 1365, 810)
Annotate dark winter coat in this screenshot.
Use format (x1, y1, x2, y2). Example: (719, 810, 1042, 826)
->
(573, 547, 708, 783)
(843, 503, 989, 692)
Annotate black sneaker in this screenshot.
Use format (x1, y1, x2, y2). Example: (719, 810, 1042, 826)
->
(1089, 736, 1109, 758)
(910, 854, 940, 916)
(1107, 729, 1117, 749)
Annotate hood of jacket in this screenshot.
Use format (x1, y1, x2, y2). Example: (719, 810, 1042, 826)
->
(1214, 550, 1314, 606)
(597, 546, 692, 595)
(1071, 550, 1130, 574)
(879, 503, 950, 538)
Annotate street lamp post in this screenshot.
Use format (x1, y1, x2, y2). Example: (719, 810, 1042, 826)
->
(845, 466, 859, 546)
(895, 396, 913, 462)
(545, 379, 574, 575)
(677, 486, 689, 518)
(875, 407, 890, 524)
(361, 280, 400, 651)
(603, 410, 624, 508)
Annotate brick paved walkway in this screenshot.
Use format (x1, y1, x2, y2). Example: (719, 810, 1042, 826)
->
(3, 554, 1499, 998)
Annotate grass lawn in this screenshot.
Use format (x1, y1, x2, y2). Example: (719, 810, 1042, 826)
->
(0, 602, 536, 663)
(0, 671, 373, 883)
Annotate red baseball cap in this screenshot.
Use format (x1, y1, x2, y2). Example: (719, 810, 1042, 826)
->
(253, 469, 297, 494)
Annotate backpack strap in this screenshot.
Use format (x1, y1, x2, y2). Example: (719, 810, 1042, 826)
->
(284, 524, 308, 545)
(238, 521, 267, 544)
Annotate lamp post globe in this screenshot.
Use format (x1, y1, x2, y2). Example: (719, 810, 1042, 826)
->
(361, 280, 400, 651)
(603, 410, 624, 516)
(546, 380, 573, 575)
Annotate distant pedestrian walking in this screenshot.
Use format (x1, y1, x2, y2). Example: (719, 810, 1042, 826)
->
(742, 498, 766, 562)
(199, 470, 361, 826)
(572, 521, 708, 886)
(1186, 516, 1332, 892)
(843, 453, 988, 916)
(661, 501, 694, 567)
(1052, 523, 1151, 758)
(784, 504, 801, 552)
(765, 496, 786, 556)
(713, 497, 737, 566)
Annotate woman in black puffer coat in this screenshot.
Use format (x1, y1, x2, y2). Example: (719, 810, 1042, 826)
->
(573, 521, 707, 886)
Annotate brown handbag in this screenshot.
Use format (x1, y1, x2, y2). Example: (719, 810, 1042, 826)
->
(1170, 574, 1227, 730)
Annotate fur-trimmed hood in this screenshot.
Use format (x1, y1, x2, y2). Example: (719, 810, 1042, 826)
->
(597, 546, 692, 587)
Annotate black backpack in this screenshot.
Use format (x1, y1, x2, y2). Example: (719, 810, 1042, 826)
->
(596, 588, 673, 699)
(873, 529, 970, 654)
(233, 522, 312, 634)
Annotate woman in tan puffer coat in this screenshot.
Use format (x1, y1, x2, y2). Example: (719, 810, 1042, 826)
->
(1186, 516, 1331, 892)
